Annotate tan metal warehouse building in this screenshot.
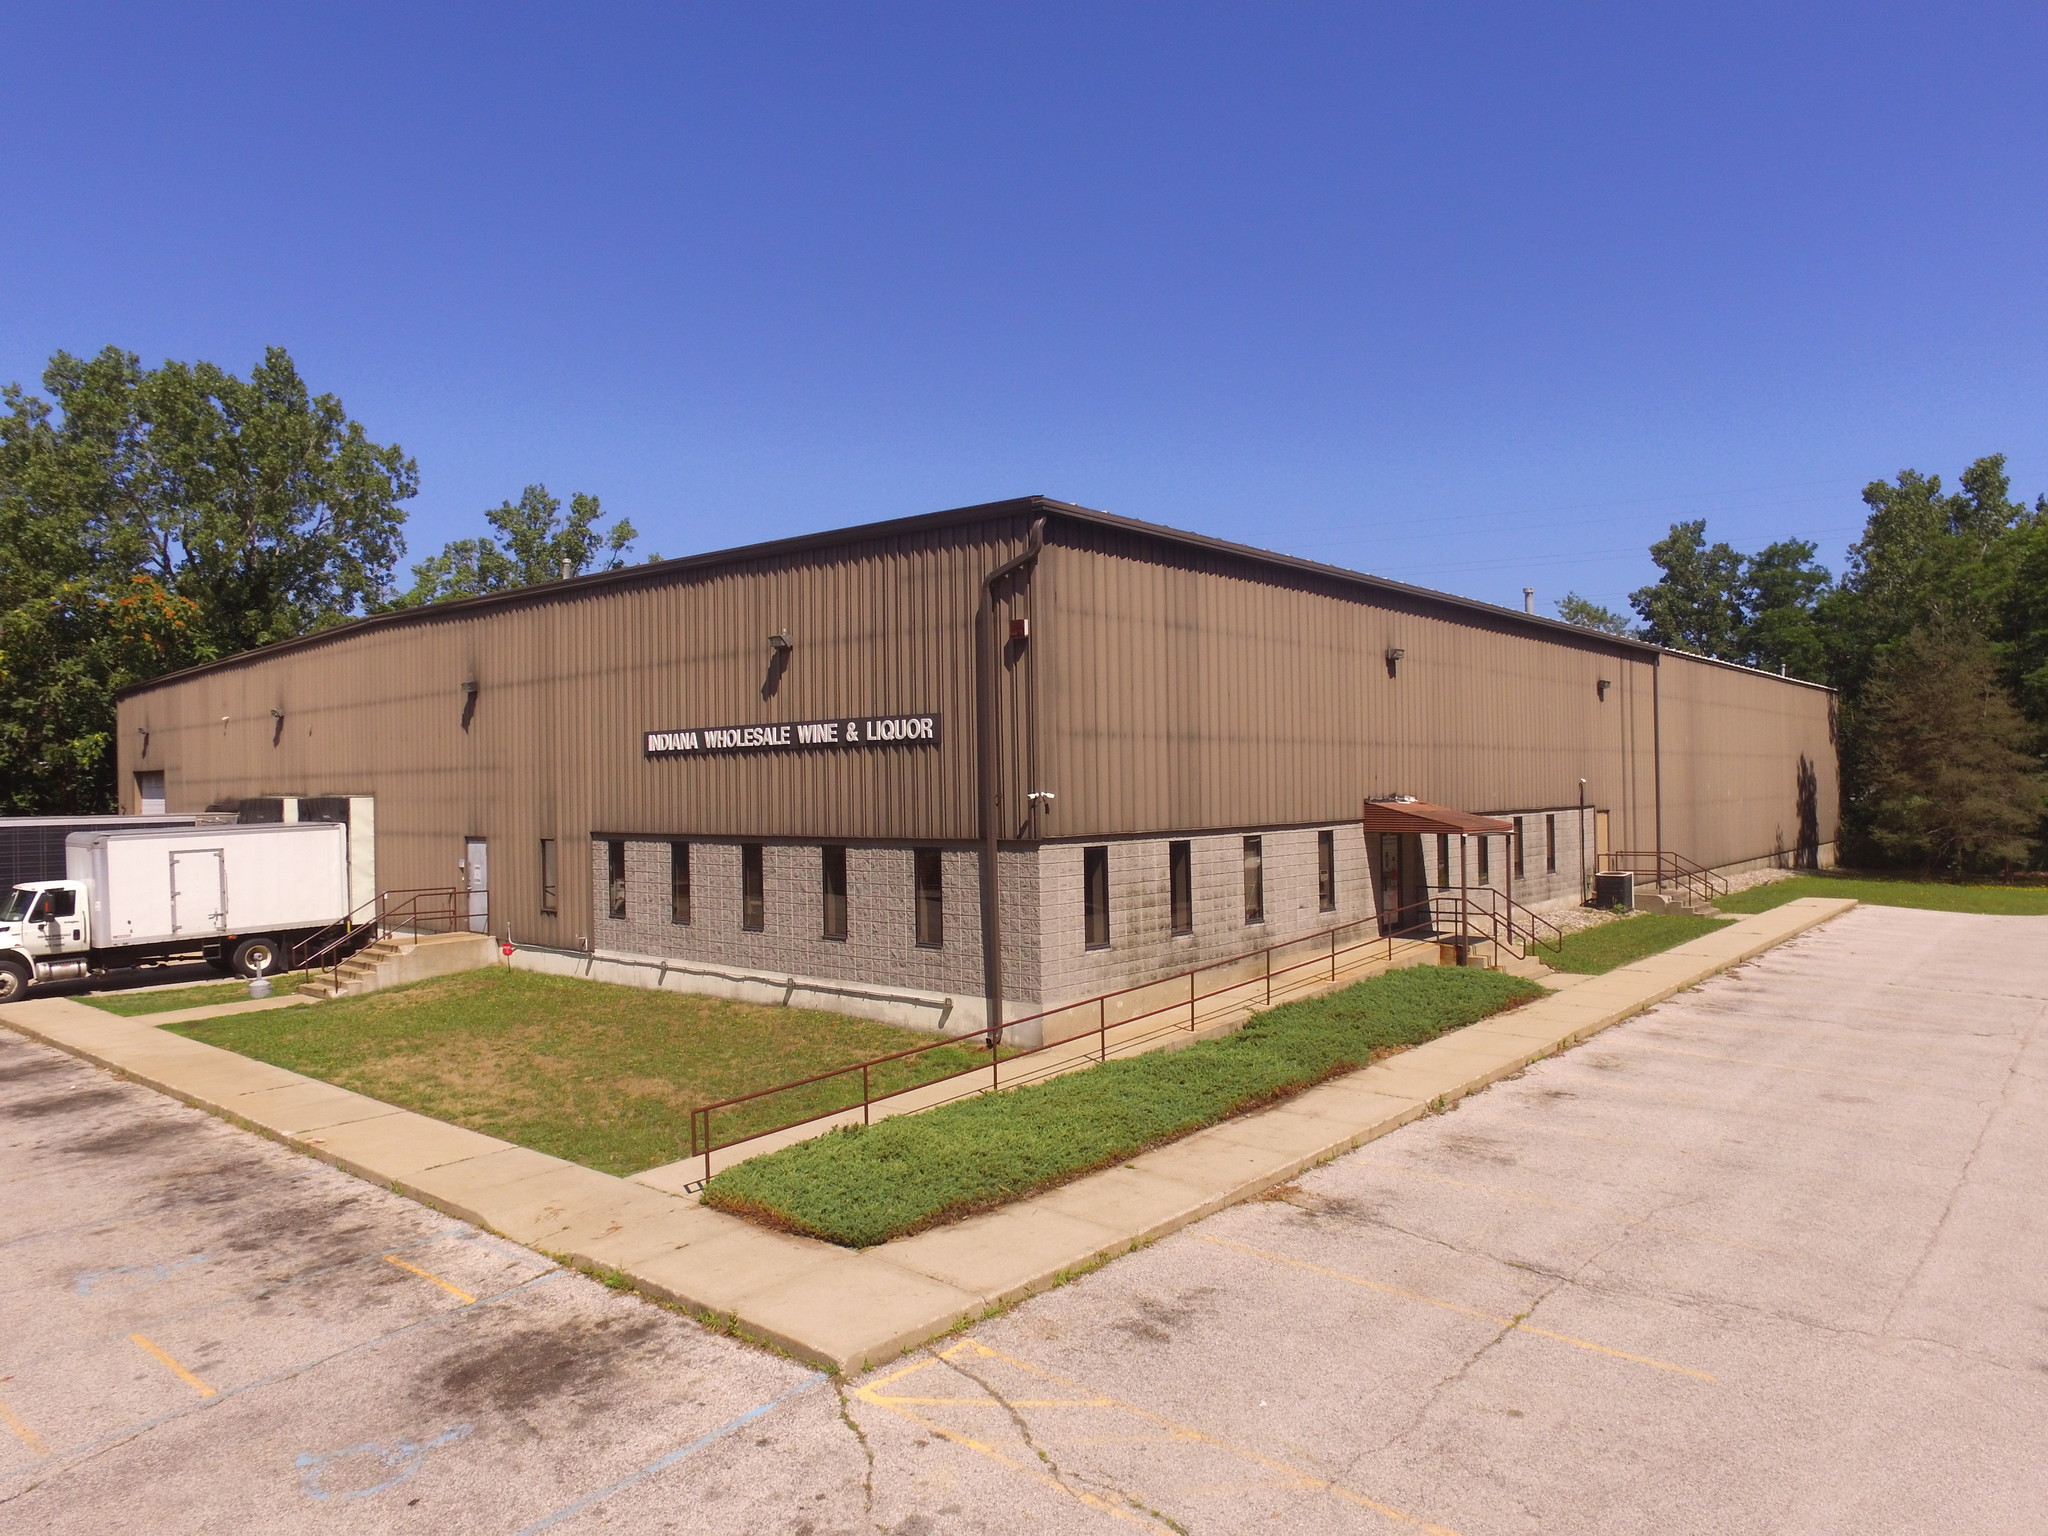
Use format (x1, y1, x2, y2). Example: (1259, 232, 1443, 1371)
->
(115, 495, 1838, 1033)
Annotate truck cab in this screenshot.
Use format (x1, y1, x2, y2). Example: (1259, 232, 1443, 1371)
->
(0, 881, 91, 999)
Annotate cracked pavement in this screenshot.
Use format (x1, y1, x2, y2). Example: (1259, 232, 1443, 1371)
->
(5, 903, 2046, 1532)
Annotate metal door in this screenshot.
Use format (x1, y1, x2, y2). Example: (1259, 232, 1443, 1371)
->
(170, 849, 227, 934)
(463, 839, 489, 932)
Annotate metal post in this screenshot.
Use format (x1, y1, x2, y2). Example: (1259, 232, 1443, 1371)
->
(1265, 947, 1272, 1006)
(1099, 996, 1107, 1062)
(1189, 970, 1196, 1032)
(862, 1063, 871, 1125)
(1330, 928, 1337, 980)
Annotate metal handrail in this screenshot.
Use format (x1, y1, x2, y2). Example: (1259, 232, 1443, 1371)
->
(685, 910, 1436, 1180)
(1597, 849, 1729, 905)
(294, 886, 483, 990)
(1448, 886, 1565, 955)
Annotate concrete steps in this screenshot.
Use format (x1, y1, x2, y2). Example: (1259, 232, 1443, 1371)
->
(1636, 889, 1722, 918)
(300, 932, 499, 1000)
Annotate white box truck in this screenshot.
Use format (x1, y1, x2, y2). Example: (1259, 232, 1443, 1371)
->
(0, 822, 355, 1001)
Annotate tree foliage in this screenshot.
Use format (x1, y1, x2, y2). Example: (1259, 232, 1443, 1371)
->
(1851, 623, 2041, 873)
(397, 485, 639, 606)
(1555, 592, 1634, 635)
(0, 345, 415, 812)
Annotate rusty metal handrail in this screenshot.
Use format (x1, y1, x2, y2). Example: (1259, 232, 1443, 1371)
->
(295, 886, 481, 990)
(1598, 849, 1728, 905)
(684, 910, 1437, 1180)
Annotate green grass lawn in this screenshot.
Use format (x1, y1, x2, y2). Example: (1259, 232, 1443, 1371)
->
(83, 976, 306, 1016)
(1537, 912, 1732, 974)
(703, 965, 1542, 1249)
(169, 968, 995, 1176)
(1715, 871, 2048, 917)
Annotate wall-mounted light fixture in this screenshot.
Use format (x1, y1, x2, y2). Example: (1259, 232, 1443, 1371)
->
(270, 707, 286, 747)
(460, 679, 479, 732)
(1384, 647, 1406, 679)
(1009, 618, 1031, 642)
(1597, 678, 1613, 700)
(137, 725, 150, 759)
(768, 631, 793, 653)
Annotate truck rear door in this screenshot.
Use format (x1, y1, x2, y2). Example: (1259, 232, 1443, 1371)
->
(169, 849, 228, 935)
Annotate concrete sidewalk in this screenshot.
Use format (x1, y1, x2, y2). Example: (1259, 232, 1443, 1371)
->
(0, 896, 1854, 1374)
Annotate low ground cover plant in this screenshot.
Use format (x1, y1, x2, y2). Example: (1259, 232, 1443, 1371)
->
(170, 968, 988, 1175)
(703, 965, 1541, 1248)
(1539, 913, 1731, 974)
(1715, 871, 2048, 917)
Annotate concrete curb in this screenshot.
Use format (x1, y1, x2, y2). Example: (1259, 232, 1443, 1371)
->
(0, 896, 1855, 1375)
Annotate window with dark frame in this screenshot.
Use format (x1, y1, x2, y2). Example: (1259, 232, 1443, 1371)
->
(1436, 833, 1449, 888)
(1545, 814, 1557, 874)
(539, 839, 559, 916)
(606, 839, 626, 920)
(1317, 830, 1337, 912)
(1242, 836, 1264, 924)
(740, 843, 765, 931)
(1513, 817, 1525, 878)
(670, 842, 691, 925)
(1168, 840, 1193, 935)
(1478, 835, 1490, 884)
(1083, 845, 1110, 947)
(914, 848, 943, 947)
(821, 844, 848, 939)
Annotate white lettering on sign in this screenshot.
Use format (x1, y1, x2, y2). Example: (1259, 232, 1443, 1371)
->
(644, 714, 941, 757)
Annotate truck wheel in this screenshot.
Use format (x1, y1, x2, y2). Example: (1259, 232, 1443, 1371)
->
(230, 936, 282, 978)
(0, 959, 27, 1002)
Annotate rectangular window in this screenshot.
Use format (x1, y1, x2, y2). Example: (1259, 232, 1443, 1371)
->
(1545, 815, 1557, 874)
(740, 843, 765, 931)
(1478, 835, 1490, 884)
(539, 839, 559, 916)
(1317, 830, 1337, 912)
(606, 839, 626, 920)
(1242, 836, 1264, 925)
(1513, 817, 1526, 878)
(1083, 845, 1110, 947)
(1436, 833, 1450, 888)
(1168, 840, 1193, 935)
(670, 842, 691, 925)
(821, 844, 848, 939)
(914, 848, 943, 948)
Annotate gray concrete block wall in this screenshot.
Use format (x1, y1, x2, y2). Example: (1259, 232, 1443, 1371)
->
(590, 837, 1011, 1005)
(1479, 806, 1596, 910)
(1036, 825, 1370, 1009)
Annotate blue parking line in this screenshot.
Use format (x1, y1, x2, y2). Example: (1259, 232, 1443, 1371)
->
(512, 1373, 830, 1534)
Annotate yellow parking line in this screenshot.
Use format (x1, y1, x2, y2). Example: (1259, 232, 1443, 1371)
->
(383, 1253, 476, 1303)
(130, 1334, 216, 1398)
(1196, 1234, 1716, 1382)
(859, 1339, 1465, 1533)
(0, 1395, 47, 1456)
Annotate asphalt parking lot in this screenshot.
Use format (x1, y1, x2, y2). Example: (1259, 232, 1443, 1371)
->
(5, 903, 2045, 1533)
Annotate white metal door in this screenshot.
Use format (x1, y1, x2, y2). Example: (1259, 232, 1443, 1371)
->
(463, 839, 489, 932)
(170, 849, 227, 935)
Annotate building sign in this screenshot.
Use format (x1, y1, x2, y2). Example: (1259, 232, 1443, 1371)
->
(644, 713, 941, 757)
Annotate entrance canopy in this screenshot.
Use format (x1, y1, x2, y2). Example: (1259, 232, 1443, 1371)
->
(1360, 797, 1512, 836)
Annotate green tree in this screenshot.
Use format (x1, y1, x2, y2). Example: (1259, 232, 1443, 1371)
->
(398, 484, 638, 605)
(1629, 520, 1747, 658)
(1555, 592, 1635, 636)
(1852, 623, 2042, 873)
(0, 344, 414, 811)
(1739, 538, 1832, 679)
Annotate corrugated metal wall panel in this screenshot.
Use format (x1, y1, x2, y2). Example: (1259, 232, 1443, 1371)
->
(115, 504, 1837, 949)
(117, 516, 1041, 944)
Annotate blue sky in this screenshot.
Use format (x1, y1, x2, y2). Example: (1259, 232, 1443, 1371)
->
(4, 3, 2044, 614)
